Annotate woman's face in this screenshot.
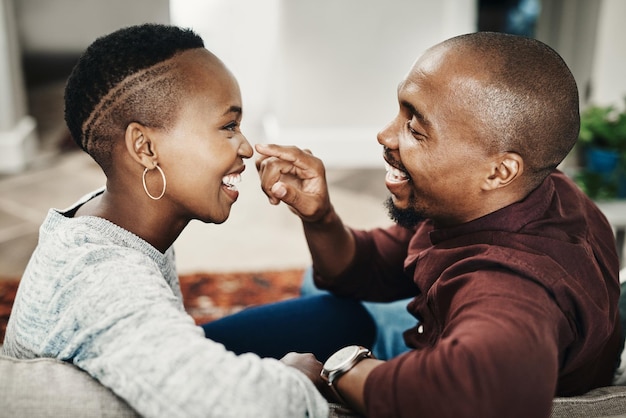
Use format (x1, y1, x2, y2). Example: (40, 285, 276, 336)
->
(147, 49, 253, 225)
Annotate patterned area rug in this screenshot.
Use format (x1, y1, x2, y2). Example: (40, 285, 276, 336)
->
(0, 269, 304, 343)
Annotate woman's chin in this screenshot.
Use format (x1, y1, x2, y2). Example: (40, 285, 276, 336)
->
(200, 208, 231, 225)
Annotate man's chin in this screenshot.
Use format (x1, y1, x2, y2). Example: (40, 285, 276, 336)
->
(384, 196, 424, 229)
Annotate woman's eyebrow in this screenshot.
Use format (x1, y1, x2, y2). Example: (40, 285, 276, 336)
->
(222, 105, 242, 117)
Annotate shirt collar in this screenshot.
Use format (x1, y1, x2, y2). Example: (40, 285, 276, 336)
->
(428, 172, 556, 245)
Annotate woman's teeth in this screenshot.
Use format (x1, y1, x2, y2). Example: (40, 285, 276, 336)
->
(222, 173, 242, 191)
(385, 162, 408, 183)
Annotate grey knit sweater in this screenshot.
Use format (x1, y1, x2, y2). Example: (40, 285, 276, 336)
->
(2, 189, 328, 418)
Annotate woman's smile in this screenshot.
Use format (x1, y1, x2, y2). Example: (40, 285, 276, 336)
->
(220, 165, 246, 201)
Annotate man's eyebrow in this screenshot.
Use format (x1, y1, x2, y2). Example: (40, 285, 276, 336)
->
(222, 105, 242, 116)
(400, 100, 430, 127)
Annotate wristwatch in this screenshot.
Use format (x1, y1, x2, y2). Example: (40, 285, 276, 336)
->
(321, 345, 372, 404)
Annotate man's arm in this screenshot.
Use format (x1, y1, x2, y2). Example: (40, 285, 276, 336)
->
(255, 143, 355, 278)
(362, 272, 563, 418)
(280, 351, 384, 415)
(334, 357, 385, 415)
(280, 270, 564, 418)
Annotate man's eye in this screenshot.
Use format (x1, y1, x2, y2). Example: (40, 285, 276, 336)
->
(406, 121, 424, 139)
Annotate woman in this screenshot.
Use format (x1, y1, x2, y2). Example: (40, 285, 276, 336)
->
(1, 24, 327, 418)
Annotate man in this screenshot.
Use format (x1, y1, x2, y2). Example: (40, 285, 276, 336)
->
(207, 32, 623, 417)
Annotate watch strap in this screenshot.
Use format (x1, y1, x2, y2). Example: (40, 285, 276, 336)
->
(327, 380, 348, 405)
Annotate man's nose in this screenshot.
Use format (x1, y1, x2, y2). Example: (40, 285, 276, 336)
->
(377, 117, 400, 149)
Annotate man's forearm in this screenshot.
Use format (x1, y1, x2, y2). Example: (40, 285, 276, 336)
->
(303, 205, 356, 279)
(334, 358, 385, 416)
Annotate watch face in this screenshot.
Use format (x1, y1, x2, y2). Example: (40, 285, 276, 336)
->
(325, 345, 360, 371)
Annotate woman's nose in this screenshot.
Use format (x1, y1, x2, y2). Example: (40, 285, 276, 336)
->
(239, 135, 254, 159)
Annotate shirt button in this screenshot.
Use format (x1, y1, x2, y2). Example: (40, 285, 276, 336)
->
(417, 324, 424, 334)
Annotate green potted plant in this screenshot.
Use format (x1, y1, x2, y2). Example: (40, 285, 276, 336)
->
(575, 97, 626, 200)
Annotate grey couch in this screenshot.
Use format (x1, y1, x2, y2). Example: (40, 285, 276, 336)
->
(1, 349, 625, 418)
(0, 354, 138, 418)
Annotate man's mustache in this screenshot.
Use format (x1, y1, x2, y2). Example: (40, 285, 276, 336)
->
(383, 147, 409, 175)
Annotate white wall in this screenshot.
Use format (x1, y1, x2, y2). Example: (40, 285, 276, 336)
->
(590, 0, 626, 108)
(15, 0, 169, 54)
(0, 0, 37, 173)
(269, 0, 476, 167)
(0, 0, 25, 128)
(170, 0, 281, 145)
(0, 0, 169, 173)
(18, 0, 624, 170)
(172, 0, 476, 167)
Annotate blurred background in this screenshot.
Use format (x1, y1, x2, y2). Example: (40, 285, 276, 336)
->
(1, 0, 625, 277)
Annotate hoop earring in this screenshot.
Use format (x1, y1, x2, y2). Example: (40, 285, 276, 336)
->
(142, 164, 167, 200)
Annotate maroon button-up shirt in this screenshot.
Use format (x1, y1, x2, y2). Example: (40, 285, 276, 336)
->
(315, 171, 621, 418)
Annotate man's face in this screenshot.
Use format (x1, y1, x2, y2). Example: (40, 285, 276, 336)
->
(378, 45, 494, 227)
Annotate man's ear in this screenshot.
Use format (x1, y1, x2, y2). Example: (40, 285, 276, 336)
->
(482, 152, 524, 191)
(124, 122, 157, 168)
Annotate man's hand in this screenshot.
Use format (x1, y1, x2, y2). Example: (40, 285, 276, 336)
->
(256, 143, 356, 278)
(280, 352, 339, 403)
(255, 143, 332, 223)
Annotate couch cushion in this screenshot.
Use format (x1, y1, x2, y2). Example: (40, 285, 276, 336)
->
(551, 386, 626, 418)
(0, 354, 139, 418)
(2, 353, 625, 418)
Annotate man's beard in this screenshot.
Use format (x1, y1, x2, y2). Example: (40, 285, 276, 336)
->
(384, 196, 424, 228)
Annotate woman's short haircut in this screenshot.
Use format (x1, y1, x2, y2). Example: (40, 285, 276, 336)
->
(64, 24, 204, 171)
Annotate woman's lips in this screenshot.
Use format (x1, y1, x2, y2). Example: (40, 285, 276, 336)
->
(221, 173, 242, 191)
(221, 167, 245, 201)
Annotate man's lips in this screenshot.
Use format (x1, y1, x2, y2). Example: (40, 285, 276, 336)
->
(384, 161, 409, 184)
(383, 157, 412, 204)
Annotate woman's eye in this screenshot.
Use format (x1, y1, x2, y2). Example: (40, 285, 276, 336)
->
(223, 122, 239, 132)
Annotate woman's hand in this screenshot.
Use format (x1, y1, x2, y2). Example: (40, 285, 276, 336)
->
(280, 352, 339, 402)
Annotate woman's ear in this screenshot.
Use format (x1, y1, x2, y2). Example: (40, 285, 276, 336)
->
(482, 152, 524, 190)
(124, 122, 157, 168)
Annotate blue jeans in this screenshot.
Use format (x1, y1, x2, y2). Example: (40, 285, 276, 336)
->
(202, 268, 415, 361)
(202, 292, 376, 361)
(299, 267, 414, 360)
